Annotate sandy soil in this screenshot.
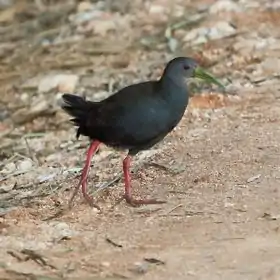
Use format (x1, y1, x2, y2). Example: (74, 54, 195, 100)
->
(1, 1, 280, 279)
(2, 90, 280, 280)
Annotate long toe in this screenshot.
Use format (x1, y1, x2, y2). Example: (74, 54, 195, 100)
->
(124, 195, 166, 207)
(83, 194, 101, 210)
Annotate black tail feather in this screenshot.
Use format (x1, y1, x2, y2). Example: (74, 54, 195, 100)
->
(61, 94, 96, 138)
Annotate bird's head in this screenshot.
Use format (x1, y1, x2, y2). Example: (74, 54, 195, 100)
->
(162, 57, 224, 89)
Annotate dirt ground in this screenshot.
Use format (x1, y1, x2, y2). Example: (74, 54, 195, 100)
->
(1, 1, 280, 279)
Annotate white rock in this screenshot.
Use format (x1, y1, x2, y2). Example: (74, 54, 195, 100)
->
(0, 184, 14, 192)
(38, 74, 79, 93)
(1, 162, 16, 174)
(92, 19, 116, 36)
(261, 57, 280, 74)
(234, 37, 280, 54)
(77, 1, 94, 13)
(37, 173, 57, 183)
(208, 21, 236, 40)
(183, 22, 235, 45)
(40, 222, 77, 241)
(210, 0, 242, 14)
(70, 10, 103, 24)
(239, 0, 260, 9)
(17, 159, 33, 172)
(233, 38, 257, 53)
(20, 92, 29, 101)
(0, 0, 13, 9)
(183, 27, 208, 44)
(148, 4, 166, 14)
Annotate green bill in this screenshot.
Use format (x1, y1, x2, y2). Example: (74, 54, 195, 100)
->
(193, 67, 225, 89)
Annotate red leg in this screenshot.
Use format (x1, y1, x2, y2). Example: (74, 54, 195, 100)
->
(122, 155, 165, 206)
(123, 156, 132, 199)
(69, 140, 101, 208)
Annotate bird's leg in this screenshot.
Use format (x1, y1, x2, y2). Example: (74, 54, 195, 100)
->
(69, 140, 101, 209)
(123, 155, 165, 206)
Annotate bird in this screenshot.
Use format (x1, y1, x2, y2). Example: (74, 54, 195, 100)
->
(61, 57, 224, 208)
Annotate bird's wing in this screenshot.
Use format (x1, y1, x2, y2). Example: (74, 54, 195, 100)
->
(86, 82, 174, 146)
(87, 81, 160, 127)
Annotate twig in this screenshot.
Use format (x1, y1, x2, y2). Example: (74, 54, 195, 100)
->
(168, 190, 188, 194)
(42, 208, 66, 221)
(23, 137, 39, 166)
(7, 249, 56, 270)
(21, 249, 56, 270)
(144, 204, 183, 224)
(7, 250, 24, 261)
(0, 127, 14, 140)
(105, 237, 123, 248)
(0, 154, 17, 169)
(0, 169, 35, 182)
(144, 258, 165, 265)
(159, 204, 183, 216)
(145, 162, 173, 173)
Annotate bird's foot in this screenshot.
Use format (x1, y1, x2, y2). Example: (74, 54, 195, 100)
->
(68, 186, 101, 211)
(83, 194, 101, 210)
(124, 194, 166, 207)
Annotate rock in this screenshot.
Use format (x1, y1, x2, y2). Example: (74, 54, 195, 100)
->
(0, 0, 14, 9)
(247, 174, 261, 183)
(209, 0, 242, 14)
(234, 37, 280, 55)
(183, 27, 208, 45)
(183, 21, 236, 45)
(38, 74, 79, 93)
(148, 4, 166, 14)
(17, 159, 33, 172)
(75, 11, 130, 36)
(12, 98, 50, 124)
(168, 37, 179, 53)
(37, 173, 57, 183)
(77, 1, 94, 13)
(51, 222, 74, 240)
(0, 5, 15, 23)
(70, 10, 104, 24)
(40, 222, 76, 241)
(265, 1, 280, 9)
(208, 21, 236, 40)
(132, 262, 149, 274)
(20, 75, 42, 90)
(233, 39, 254, 54)
(0, 184, 14, 192)
(261, 57, 280, 75)
(101, 262, 110, 267)
(238, 0, 260, 9)
(91, 19, 117, 36)
(1, 162, 16, 174)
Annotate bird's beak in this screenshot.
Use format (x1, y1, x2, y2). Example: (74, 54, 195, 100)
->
(193, 67, 225, 89)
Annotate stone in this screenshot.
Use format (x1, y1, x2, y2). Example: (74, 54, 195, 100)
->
(183, 21, 236, 45)
(17, 159, 33, 172)
(210, 0, 242, 14)
(38, 74, 79, 93)
(261, 57, 280, 75)
(77, 1, 94, 13)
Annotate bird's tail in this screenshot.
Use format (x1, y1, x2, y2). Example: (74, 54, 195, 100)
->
(61, 93, 96, 138)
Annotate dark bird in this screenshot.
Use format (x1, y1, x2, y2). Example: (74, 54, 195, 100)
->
(61, 57, 224, 207)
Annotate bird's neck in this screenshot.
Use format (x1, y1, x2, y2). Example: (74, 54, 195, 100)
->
(159, 75, 187, 97)
(160, 74, 186, 90)
(158, 75, 189, 108)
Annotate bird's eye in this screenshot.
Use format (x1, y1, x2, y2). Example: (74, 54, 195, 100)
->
(183, 65, 190, 70)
